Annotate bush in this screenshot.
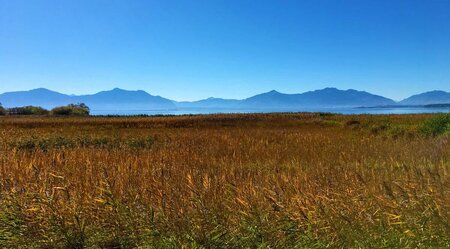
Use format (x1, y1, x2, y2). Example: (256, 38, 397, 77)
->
(419, 114, 450, 136)
(51, 103, 90, 116)
(7, 106, 49, 115)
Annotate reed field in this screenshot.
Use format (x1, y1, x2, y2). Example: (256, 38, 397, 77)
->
(0, 113, 448, 248)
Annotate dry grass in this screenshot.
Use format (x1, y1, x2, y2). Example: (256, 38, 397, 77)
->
(0, 113, 449, 248)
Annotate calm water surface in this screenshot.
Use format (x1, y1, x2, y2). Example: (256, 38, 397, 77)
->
(91, 107, 450, 116)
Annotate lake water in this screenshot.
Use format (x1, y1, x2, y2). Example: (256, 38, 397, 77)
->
(91, 106, 450, 116)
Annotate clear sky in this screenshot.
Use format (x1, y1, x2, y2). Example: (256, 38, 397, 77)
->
(0, 0, 449, 101)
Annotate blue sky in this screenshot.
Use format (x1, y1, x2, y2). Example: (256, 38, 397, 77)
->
(0, 0, 449, 101)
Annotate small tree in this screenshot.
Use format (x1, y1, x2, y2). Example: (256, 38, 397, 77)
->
(77, 103, 90, 114)
(51, 103, 90, 116)
(0, 102, 5, 116)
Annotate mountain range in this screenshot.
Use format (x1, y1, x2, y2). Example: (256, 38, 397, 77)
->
(0, 87, 449, 111)
(0, 88, 176, 110)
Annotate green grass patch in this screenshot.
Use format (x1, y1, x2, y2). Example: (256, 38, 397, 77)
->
(419, 114, 450, 136)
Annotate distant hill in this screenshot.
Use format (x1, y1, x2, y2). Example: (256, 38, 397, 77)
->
(399, 90, 450, 105)
(0, 88, 176, 110)
(74, 88, 176, 110)
(242, 88, 396, 108)
(424, 103, 450, 108)
(0, 88, 72, 109)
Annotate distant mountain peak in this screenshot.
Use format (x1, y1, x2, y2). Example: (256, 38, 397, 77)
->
(29, 88, 59, 93)
(423, 90, 447, 94)
(321, 87, 338, 91)
(257, 90, 283, 96)
(32, 87, 51, 91)
(107, 88, 151, 95)
(108, 88, 132, 92)
(399, 90, 450, 105)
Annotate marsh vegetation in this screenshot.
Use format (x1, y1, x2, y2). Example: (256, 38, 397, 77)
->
(0, 113, 448, 248)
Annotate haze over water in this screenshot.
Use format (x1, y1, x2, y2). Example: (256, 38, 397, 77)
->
(91, 107, 450, 116)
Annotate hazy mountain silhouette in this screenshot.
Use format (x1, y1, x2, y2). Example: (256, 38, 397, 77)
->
(74, 88, 176, 110)
(0, 88, 176, 110)
(175, 88, 396, 108)
(241, 88, 396, 108)
(0, 88, 72, 109)
(1, 87, 449, 111)
(175, 97, 241, 108)
(399, 90, 450, 105)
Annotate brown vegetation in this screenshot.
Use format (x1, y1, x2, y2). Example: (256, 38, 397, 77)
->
(0, 113, 448, 248)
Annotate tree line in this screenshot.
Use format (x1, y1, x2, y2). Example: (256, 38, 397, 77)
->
(0, 103, 90, 116)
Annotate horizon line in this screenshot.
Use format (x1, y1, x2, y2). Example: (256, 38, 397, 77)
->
(1, 86, 449, 103)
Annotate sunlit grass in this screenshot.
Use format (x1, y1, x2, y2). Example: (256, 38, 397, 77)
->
(0, 113, 448, 248)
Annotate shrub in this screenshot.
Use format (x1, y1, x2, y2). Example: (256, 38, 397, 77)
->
(419, 114, 450, 136)
(51, 103, 90, 116)
(7, 106, 49, 115)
